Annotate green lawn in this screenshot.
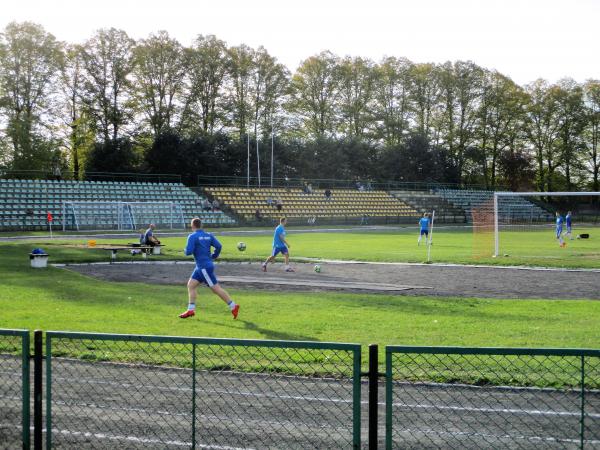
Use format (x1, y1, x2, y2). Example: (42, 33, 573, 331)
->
(7, 225, 599, 268)
(1, 235, 599, 385)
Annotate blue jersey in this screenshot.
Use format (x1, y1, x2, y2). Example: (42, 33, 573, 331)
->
(556, 216, 564, 229)
(566, 214, 572, 227)
(419, 217, 430, 231)
(273, 224, 287, 248)
(143, 228, 153, 244)
(185, 230, 222, 269)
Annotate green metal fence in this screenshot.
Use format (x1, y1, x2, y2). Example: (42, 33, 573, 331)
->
(45, 332, 361, 449)
(0, 329, 30, 449)
(385, 346, 600, 449)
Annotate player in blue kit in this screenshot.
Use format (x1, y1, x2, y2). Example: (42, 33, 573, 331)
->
(179, 218, 239, 319)
(564, 211, 573, 240)
(555, 212, 566, 248)
(262, 217, 294, 272)
(417, 213, 431, 246)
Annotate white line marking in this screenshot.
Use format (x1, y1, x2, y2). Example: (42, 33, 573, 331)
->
(394, 427, 600, 445)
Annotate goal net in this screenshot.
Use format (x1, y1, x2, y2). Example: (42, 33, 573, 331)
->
(472, 192, 600, 259)
(62, 201, 185, 231)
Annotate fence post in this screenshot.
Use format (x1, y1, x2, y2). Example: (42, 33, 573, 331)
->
(192, 343, 196, 450)
(580, 355, 585, 450)
(368, 344, 378, 450)
(22, 331, 31, 450)
(33, 330, 42, 450)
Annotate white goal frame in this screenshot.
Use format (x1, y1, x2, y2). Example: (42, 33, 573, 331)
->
(62, 201, 185, 231)
(493, 191, 600, 257)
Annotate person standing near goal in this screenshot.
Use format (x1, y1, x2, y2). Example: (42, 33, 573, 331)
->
(564, 211, 573, 240)
(179, 218, 239, 319)
(262, 217, 294, 272)
(417, 213, 431, 246)
(555, 212, 566, 248)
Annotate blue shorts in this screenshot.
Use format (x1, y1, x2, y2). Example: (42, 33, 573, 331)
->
(556, 227, 563, 238)
(272, 246, 288, 257)
(191, 267, 218, 286)
(566, 226, 572, 233)
(420, 229, 429, 236)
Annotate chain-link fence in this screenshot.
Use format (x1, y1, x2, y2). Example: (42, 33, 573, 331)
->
(0, 329, 30, 449)
(385, 346, 600, 449)
(46, 332, 361, 449)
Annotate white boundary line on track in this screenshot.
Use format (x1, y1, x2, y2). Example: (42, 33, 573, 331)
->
(52, 258, 600, 273)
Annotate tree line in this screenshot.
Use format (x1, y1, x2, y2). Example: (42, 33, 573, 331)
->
(0, 21, 598, 191)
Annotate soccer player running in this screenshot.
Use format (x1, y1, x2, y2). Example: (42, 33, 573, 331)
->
(179, 218, 239, 319)
(262, 217, 294, 272)
(417, 213, 431, 246)
(555, 211, 566, 248)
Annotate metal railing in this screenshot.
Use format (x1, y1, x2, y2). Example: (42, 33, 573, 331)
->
(196, 175, 499, 192)
(45, 331, 362, 449)
(385, 346, 600, 449)
(5, 330, 600, 449)
(0, 329, 30, 449)
(0, 169, 181, 184)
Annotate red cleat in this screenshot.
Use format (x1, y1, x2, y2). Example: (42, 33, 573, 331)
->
(231, 304, 240, 319)
(179, 310, 195, 319)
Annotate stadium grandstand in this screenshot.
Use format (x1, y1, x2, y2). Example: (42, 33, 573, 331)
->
(389, 190, 467, 223)
(0, 179, 235, 231)
(434, 188, 554, 223)
(204, 186, 420, 224)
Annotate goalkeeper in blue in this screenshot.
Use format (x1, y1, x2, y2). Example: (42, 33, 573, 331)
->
(417, 213, 431, 246)
(563, 211, 573, 240)
(555, 212, 566, 248)
(179, 218, 239, 319)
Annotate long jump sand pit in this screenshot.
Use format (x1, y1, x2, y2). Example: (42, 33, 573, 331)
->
(63, 260, 600, 299)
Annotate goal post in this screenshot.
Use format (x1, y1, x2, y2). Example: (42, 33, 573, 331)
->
(491, 191, 600, 257)
(62, 201, 185, 231)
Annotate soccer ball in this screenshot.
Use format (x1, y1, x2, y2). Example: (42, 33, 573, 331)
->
(237, 242, 246, 252)
(314, 264, 321, 273)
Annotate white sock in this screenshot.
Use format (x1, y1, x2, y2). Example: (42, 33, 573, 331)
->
(188, 303, 195, 311)
(227, 301, 236, 311)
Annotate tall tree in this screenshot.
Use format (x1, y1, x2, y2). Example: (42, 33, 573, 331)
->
(226, 44, 255, 139)
(583, 80, 600, 191)
(79, 28, 135, 143)
(336, 56, 375, 139)
(286, 51, 340, 139)
(0, 21, 63, 170)
(373, 57, 413, 147)
(408, 63, 439, 140)
(523, 80, 562, 191)
(553, 79, 585, 190)
(132, 31, 185, 136)
(181, 35, 228, 136)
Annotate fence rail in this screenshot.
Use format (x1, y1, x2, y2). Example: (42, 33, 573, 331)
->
(45, 331, 362, 449)
(4, 330, 600, 449)
(0, 328, 30, 449)
(385, 345, 600, 449)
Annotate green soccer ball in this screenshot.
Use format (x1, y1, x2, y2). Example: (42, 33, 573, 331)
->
(237, 242, 246, 252)
(314, 264, 321, 273)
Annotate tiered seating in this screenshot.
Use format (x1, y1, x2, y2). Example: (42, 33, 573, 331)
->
(389, 190, 467, 223)
(435, 188, 553, 222)
(205, 187, 419, 222)
(0, 179, 235, 230)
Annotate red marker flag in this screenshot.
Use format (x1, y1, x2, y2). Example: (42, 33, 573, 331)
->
(47, 212, 53, 223)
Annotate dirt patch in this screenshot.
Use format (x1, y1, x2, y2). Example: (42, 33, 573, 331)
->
(63, 261, 600, 300)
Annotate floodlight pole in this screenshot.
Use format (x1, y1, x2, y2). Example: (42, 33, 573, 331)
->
(270, 124, 274, 188)
(494, 192, 499, 257)
(256, 136, 261, 187)
(246, 132, 250, 187)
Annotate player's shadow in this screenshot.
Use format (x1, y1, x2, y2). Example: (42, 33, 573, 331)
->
(203, 319, 317, 342)
(241, 320, 317, 342)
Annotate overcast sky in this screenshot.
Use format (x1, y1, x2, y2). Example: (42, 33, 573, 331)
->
(3, 0, 599, 86)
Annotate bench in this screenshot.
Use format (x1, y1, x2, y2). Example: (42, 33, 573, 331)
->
(102, 246, 154, 262)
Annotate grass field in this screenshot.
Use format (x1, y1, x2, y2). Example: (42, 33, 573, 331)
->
(5, 224, 599, 267)
(1, 227, 599, 384)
